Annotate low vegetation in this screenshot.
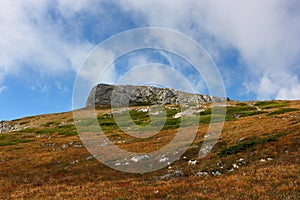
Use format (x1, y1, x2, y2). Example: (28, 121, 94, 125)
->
(267, 108, 299, 116)
(218, 132, 288, 156)
(18, 124, 77, 136)
(254, 100, 288, 109)
(0, 100, 299, 199)
(0, 133, 34, 146)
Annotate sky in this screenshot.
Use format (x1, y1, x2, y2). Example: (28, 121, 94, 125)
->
(1, 0, 300, 120)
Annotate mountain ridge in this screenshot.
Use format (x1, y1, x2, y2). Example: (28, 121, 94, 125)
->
(86, 83, 227, 108)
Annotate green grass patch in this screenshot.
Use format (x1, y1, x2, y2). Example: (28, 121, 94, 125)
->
(222, 105, 267, 120)
(132, 102, 153, 106)
(98, 115, 119, 131)
(162, 118, 181, 130)
(42, 121, 60, 127)
(0, 139, 34, 146)
(226, 105, 255, 114)
(254, 101, 288, 109)
(17, 128, 39, 133)
(95, 105, 265, 132)
(97, 107, 183, 131)
(0, 134, 16, 140)
(267, 108, 298, 116)
(19, 121, 30, 125)
(76, 118, 98, 127)
(0, 134, 34, 146)
(17, 124, 77, 136)
(200, 108, 212, 115)
(56, 124, 77, 136)
(239, 110, 266, 117)
(129, 109, 151, 126)
(67, 118, 74, 122)
(218, 132, 287, 156)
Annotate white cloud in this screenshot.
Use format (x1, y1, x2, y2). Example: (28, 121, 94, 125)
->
(118, 0, 300, 100)
(1, 0, 299, 100)
(0, 0, 94, 86)
(117, 64, 194, 93)
(0, 86, 7, 93)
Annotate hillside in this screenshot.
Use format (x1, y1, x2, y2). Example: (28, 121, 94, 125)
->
(0, 100, 299, 199)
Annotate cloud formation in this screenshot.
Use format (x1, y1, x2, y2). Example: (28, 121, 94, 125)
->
(0, 0, 94, 85)
(118, 0, 300, 99)
(1, 0, 299, 101)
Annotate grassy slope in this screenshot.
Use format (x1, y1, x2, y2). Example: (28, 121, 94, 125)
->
(0, 100, 299, 199)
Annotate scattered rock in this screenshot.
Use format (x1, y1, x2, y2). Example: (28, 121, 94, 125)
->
(159, 169, 183, 180)
(217, 162, 225, 169)
(0, 121, 20, 133)
(195, 171, 209, 177)
(61, 144, 69, 149)
(204, 132, 218, 139)
(198, 143, 214, 155)
(232, 164, 239, 169)
(42, 142, 56, 147)
(211, 170, 222, 176)
(130, 154, 150, 162)
(137, 108, 149, 112)
(228, 169, 234, 172)
(174, 112, 182, 119)
(237, 137, 245, 143)
(158, 156, 169, 163)
(188, 160, 198, 165)
(237, 158, 246, 165)
(260, 158, 266, 162)
(71, 160, 79, 164)
(86, 155, 95, 160)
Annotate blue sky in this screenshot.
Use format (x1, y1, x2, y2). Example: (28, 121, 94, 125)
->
(1, 0, 300, 120)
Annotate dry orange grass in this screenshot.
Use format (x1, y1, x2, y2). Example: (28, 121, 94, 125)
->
(0, 100, 299, 199)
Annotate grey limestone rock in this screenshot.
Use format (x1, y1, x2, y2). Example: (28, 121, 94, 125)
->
(86, 84, 226, 108)
(0, 121, 19, 134)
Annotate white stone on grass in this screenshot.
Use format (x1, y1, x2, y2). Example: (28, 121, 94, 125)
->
(233, 164, 239, 169)
(131, 154, 150, 162)
(188, 160, 198, 165)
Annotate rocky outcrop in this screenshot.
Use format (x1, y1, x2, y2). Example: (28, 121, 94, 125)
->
(86, 84, 226, 108)
(0, 121, 19, 134)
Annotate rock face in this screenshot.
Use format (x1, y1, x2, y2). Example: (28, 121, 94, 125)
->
(86, 84, 226, 108)
(0, 121, 19, 134)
